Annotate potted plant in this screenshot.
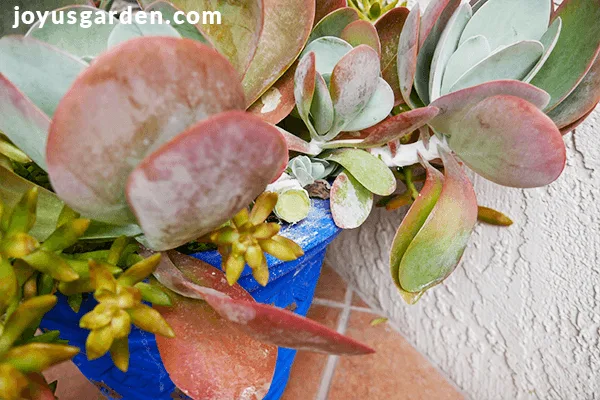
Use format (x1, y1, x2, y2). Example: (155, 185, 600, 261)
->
(0, 0, 599, 399)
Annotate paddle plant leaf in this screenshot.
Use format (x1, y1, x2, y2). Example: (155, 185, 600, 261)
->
(294, 51, 318, 137)
(315, 0, 349, 25)
(523, 17, 562, 83)
(397, 5, 420, 107)
(429, 2, 472, 101)
(448, 95, 566, 188)
(397, 149, 477, 293)
(0, 36, 87, 118)
(559, 107, 596, 135)
(144, 1, 212, 44)
(247, 62, 296, 124)
(152, 252, 277, 400)
(242, 0, 315, 107)
(458, 0, 551, 51)
(138, 0, 263, 78)
(530, 0, 600, 111)
(308, 7, 360, 44)
(390, 155, 444, 296)
(343, 78, 395, 132)
(311, 73, 335, 135)
(0, 75, 50, 170)
(328, 45, 381, 139)
(300, 36, 353, 76)
(107, 16, 181, 48)
(430, 80, 551, 135)
(126, 111, 288, 251)
(375, 7, 410, 105)
(330, 170, 373, 229)
(276, 128, 321, 156)
(449, 40, 544, 93)
(26, 6, 116, 59)
(46, 37, 245, 225)
(153, 251, 376, 355)
(340, 20, 382, 57)
(441, 35, 490, 96)
(323, 149, 396, 196)
(547, 54, 600, 130)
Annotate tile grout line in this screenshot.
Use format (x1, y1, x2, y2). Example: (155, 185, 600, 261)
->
(315, 287, 353, 400)
(312, 298, 375, 314)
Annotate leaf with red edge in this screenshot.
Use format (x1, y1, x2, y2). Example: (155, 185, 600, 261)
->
(46, 37, 245, 225)
(294, 52, 317, 136)
(396, 149, 478, 294)
(340, 20, 381, 57)
(547, 55, 600, 129)
(390, 155, 444, 303)
(242, 0, 314, 107)
(126, 111, 287, 251)
(0, 75, 50, 170)
(448, 95, 566, 188)
(247, 62, 296, 124)
(28, 373, 57, 400)
(397, 5, 420, 107)
(315, 0, 348, 25)
(560, 106, 596, 135)
(276, 128, 321, 156)
(429, 80, 551, 135)
(152, 251, 376, 356)
(308, 7, 359, 43)
(376, 7, 410, 105)
(138, 0, 263, 78)
(152, 252, 277, 400)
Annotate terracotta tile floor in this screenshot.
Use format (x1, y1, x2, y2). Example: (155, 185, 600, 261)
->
(42, 264, 464, 400)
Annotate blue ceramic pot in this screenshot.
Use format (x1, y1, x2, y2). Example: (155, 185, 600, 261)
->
(40, 199, 340, 400)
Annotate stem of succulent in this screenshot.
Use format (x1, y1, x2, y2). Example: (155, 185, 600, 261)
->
(370, 136, 443, 168)
(403, 167, 420, 200)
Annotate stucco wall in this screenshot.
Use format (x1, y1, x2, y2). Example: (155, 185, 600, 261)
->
(327, 96, 600, 399)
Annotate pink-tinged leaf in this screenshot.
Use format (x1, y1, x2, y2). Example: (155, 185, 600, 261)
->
(276, 127, 321, 156)
(419, 0, 459, 48)
(397, 149, 478, 293)
(330, 171, 373, 229)
(294, 52, 317, 132)
(315, 0, 348, 25)
(547, 55, 600, 129)
(308, 7, 360, 43)
(126, 111, 287, 251)
(449, 95, 566, 188)
(139, 0, 263, 78)
(242, 0, 315, 106)
(247, 62, 296, 124)
(355, 106, 439, 148)
(153, 252, 277, 400)
(47, 37, 245, 225)
(375, 7, 410, 105)
(329, 45, 381, 138)
(0, 75, 50, 170)
(560, 106, 596, 135)
(530, 0, 600, 111)
(389, 155, 444, 302)
(429, 80, 551, 135)
(340, 20, 382, 58)
(28, 373, 58, 400)
(397, 5, 420, 107)
(153, 251, 376, 356)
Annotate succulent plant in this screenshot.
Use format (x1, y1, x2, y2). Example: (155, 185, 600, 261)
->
(348, 0, 406, 22)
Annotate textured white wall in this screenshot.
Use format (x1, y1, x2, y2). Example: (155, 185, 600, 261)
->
(327, 102, 600, 399)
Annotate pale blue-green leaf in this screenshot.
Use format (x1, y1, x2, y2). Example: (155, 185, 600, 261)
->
(144, 1, 211, 45)
(441, 35, 490, 95)
(107, 16, 181, 48)
(471, 0, 488, 12)
(311, 73, 334, 135)
(300, 36, 353, 76)
(26, 6, 116, 59)
(323, 149, 396, 196)
(450, 41, 543, 93)
(343, 78, 394, 131)
(429, 3, 472, 101)
(524, 18, 562, 83)
(458, 0, 551, 51)
(0, 36, 87, 118)
(330, 171, 373, 229)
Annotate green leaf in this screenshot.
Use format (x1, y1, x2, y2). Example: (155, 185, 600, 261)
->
(308, 7, 360, 44)
(0, 36, 87, 118)
(429, 2, 472, 101)
(450, 40, 544, 93)
(397, 5, 420, 107)
(330, 171, 373, 229)
(300, 36, 353, 76)
(143, 1, 212, 44)
(340, 20, 381, 57)
(107, 16, 181, 48)
(311, 73, 335, 135)
(530, 0, 600, 110)
(447, 95, 566, 188)
(343, 78, 395, 132)
(458, 0, 551, 51)
(26, 6, 116, 59)
(523, 17, 562, 83)
(323, 149, 396, 196)
(441, 35, 490, 96)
